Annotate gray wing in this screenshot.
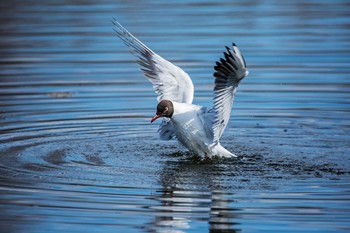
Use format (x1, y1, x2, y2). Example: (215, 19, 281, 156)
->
(113, 19, 194, 104)
(212, 43, 248, 143)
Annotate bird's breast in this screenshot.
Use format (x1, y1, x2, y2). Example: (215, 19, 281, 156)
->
(171, 105, 212, 156)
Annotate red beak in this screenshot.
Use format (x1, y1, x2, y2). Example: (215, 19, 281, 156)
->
(151, 115, 160, 123)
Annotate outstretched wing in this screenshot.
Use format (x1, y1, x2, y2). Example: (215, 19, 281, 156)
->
(113, 19, 194, 104)
(212, 43, 248, 143)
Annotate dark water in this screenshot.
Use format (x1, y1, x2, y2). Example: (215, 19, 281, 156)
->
(1, 0, 350, 232)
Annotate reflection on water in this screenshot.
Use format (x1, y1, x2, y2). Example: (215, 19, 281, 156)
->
(1, 0, 350, 232)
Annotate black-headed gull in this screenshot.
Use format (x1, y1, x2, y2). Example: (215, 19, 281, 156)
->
(113, 20, 248, 158)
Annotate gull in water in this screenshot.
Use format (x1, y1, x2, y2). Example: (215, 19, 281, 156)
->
(113, 20, 249, 158)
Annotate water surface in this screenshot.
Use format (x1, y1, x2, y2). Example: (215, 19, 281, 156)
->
(1, 0, 350, 232)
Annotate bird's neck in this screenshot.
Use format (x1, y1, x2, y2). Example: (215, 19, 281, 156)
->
(172, 102, 199, 116)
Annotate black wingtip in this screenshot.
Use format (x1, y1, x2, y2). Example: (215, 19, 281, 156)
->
(112, 17, 117, 24)
(220, 58, 227, 65)
(232, 42, 237, 47)
(112, 19, 119, 29)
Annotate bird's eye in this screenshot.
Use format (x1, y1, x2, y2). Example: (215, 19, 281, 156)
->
(161, 107, 169, 116)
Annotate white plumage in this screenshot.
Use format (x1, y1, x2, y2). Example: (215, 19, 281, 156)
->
(113, 20, 248, 158)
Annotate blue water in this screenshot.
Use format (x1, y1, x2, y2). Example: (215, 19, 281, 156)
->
(0, 0, 350, 232)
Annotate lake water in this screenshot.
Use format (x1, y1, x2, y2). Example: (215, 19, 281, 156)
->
(1, 0, 350, 232)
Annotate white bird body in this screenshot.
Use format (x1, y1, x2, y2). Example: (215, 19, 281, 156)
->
(113, 20, 249, 158)
(170, 102, 234, 157)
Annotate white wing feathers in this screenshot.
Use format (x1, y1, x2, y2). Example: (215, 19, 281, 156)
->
(212, 44, 248, 143)
(112, 19, 194, 104)
(113, 20, 248, 144)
